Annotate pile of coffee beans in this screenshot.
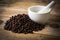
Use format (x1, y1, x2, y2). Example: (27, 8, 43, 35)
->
(4, 14, 45, 34)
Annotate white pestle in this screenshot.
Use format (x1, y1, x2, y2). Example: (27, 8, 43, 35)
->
(38, 1, 55, 13)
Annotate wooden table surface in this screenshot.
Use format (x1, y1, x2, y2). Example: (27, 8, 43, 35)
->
(0, 0, 60, 40)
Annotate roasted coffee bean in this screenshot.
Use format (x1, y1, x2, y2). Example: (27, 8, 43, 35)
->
(4, 14, 45, 34)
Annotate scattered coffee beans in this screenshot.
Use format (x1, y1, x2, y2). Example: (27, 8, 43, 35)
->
(4, 14, 45, 34)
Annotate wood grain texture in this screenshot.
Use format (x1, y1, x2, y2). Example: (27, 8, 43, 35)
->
(0, 8, 60, 40)
(0, 0, 60, 40)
